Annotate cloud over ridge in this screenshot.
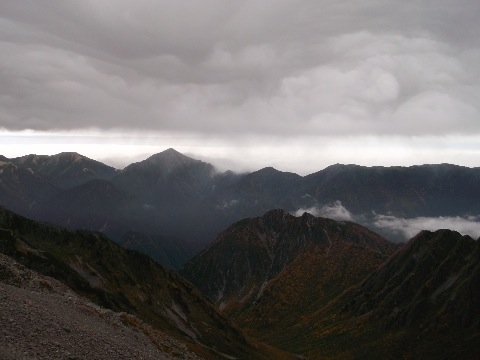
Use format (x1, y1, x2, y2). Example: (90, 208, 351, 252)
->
(295, 201, 480, 241)
(373, 214, 480, 240)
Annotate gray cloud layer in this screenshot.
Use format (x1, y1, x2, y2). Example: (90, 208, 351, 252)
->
(1, 0, 480, 140)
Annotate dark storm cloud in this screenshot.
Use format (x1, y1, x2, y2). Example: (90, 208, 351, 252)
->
(1, 0, 480, 139)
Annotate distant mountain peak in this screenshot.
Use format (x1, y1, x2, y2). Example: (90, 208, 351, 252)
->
(162, 147, 182, 155)
(252, 166, 303, 179)
(255, 166, 281, 174)
(5, 152, 116, 189)
(123, 148, 215, 176)
(56, 152, 84, 161)
(142, 148, 191, 165)
(155, 148, 192, 163)
(14, 152, 86, 167)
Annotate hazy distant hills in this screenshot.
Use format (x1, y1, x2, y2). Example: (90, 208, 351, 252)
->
(183, 210, 480, 359)
(1, 148, 479, 268)
(0, 207, 290, 360)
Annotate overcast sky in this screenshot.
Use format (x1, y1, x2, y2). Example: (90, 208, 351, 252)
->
(1, 0, 480, 174)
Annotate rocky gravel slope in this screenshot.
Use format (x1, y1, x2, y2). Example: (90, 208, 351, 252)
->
(0, 253, 202, 360)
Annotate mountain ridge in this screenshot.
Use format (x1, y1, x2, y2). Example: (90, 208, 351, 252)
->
(9, 152, 117, 188)
(5, 149, 479, 179)
(182, 209, 398, 342)
(1, 149, 480, 269)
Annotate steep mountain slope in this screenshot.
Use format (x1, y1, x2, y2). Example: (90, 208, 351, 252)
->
(285, 229, 480, 359)
(0, 253, 201, 360)
(182, 210, 398, 344)
(0, 207, 290, 360)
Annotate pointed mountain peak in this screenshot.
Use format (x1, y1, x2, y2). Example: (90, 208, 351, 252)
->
(121, 148, 217, 177)
(162, 147, 183, 156)
(141, 148, 195, 168)
(149, 148, 194, 163)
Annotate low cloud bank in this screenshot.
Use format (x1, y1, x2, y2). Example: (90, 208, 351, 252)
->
(295, 201, 480, 241)
(373, 214, 480, 240)
(294, 201, 354, 222)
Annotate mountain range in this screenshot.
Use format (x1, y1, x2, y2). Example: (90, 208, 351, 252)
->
(1, 149, 479, 269)
(1, 204, 478, 358)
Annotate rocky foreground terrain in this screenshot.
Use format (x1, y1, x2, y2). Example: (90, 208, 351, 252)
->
(0, 253, 201, 360)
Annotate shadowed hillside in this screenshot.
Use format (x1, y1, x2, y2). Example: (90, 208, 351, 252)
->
(0, 207, 291, 360)
(283, 229, 480, 359)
